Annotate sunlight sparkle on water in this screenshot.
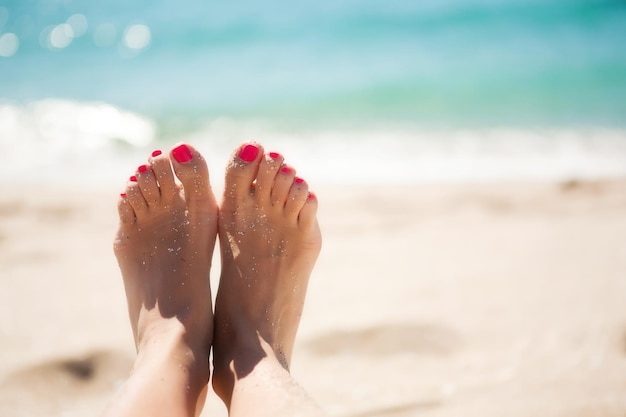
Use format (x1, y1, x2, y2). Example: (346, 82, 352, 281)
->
(66, 14, 88, 38)
(123, 24, 151, 50)
(0, 32, 18, 57)
(49, 23, 74, 49)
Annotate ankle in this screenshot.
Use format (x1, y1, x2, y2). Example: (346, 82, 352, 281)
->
(136, 322, 210, 379)
(211, 330, 290, 403)
(137, 312, 211, 348)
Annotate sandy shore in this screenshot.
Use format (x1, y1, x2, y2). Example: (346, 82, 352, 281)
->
(0, 180, 625, 417)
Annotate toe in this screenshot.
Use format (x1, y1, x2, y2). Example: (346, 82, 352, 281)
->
(117, 193, 136, 225)
(126, 181, 148, 215)
(255, 151, 284, 203)
(149, 149, 178, 203)
(270, 165, 296, 207)
(285, 177, 309, 219)
(224, 143, 263, 202)
(136, 164, 161, 207)
(298, 192, 319, 231)
(169, 143, 213, 207)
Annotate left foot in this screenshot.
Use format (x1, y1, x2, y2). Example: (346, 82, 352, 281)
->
(212, 143, 322, 405)
(112, 143, 217, 414)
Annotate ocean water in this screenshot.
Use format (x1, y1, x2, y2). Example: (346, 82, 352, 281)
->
(1, 0, 625, 185)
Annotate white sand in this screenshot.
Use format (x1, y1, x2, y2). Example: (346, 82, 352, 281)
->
(0, 180, 625, 416)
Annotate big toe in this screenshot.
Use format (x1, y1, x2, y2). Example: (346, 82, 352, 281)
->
(223, 142, 264, 202)
(169, 143, 214, 209)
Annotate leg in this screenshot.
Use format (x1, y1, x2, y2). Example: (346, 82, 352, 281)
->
(105, 144, 218, 417)
(212, 143, 325, 417)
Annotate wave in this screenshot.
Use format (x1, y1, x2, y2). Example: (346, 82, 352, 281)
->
(1, 99, 625, 185)
(185, 120, 626, 184)
(0, 99, 156, 184)
(0, 99, 155, 148)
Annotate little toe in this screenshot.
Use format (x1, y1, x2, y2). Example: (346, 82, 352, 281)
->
(285, 177, 309, 219)
(223, 143, 263, 201)
(298, 192, 319, 231)
(136, 164, 161, 207)
(270, 165, 296, 207)
(169, 143, 213, 207)
(117, 194, 136, 226)
(255, 151, 284, 203)
(149, 149, 178, 203)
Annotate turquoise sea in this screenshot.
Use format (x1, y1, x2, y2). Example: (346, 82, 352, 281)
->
(1, 0, 625, 184)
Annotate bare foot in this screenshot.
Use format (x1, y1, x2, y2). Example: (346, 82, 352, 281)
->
(109, 144, 217, 417)
(212, 143, 322, 410)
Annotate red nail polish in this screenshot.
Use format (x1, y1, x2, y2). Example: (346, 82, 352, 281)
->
(137, 165, 148, 173)
(239, 144, 259, 162)
(269, 151, 281, 160)
(308, 192, 316, 200)
(295, 177, 305, 184)
(281, 166, 292, 174)
(151, 149, 162, 157)
(129, 175, 137, 182)
(172, 144, 193, 163)
(120, 193, 127, 198)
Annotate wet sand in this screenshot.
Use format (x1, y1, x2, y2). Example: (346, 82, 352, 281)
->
(0, 180, 625, 417)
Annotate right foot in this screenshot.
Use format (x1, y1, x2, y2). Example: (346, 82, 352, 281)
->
(110, 144, 217, 416)
(212, 143, 322, 404)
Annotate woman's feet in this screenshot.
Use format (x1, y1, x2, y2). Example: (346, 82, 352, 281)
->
(212, 143, 322, 409)
(108, 141, 323, 417)
(110, 144, 218, 417)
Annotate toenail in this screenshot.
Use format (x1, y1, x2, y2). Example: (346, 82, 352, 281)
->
(137, 165, 148, 173)
(239, 144, 260, 162)
(269, 151, 281, 160)
(281, 166, 293, 174)
(129, 175, 137, 182)
(307, 192, 316, 200)
(172, 144, 193, 163)
(151, 149, 162, 157)
(120, 193, 127, 198)
(295, 177, 305, 184)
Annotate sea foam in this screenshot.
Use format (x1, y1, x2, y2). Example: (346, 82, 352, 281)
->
(0, 99, 155, 185)
(1, 100, 625, 186)
(182, 118, 626, 185)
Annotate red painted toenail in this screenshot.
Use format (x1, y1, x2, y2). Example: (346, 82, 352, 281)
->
(129, 175, 137, 182)
(120, 193, 127, 198)
(269, 151, 281, 160)
(172, 144, 193, 163)
(239, 144, 259, 162)
(280, 166, 292, 174)
(137, 165, 148, 173)
(308, 192, 316, 200)
(295, 177, 305, 184)
(151, 149, 162, 157)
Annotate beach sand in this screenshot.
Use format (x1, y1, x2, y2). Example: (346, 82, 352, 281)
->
(0, 180, 625, 417)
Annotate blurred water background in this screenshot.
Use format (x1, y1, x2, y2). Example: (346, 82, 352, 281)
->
(1, 0, 625, 185)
